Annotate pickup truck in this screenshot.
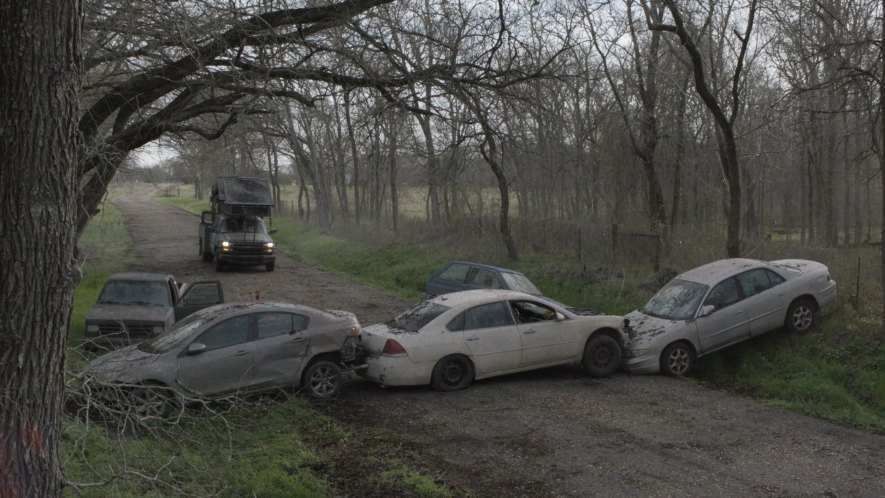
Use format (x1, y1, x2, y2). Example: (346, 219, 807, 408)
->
(200, 213, 276, 272)
(84, 273, 223, 349)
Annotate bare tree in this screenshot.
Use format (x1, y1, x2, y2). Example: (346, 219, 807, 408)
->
(651, 0, 760, 257)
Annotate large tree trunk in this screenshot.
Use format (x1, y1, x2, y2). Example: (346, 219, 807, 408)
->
(1, 0, 81, 496)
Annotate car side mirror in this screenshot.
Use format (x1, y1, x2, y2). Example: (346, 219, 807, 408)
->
(556, 312, 565, 321)
(700, 305, 716, 317)
(186, 342, 207, 355)
(268, 228, 278, 235)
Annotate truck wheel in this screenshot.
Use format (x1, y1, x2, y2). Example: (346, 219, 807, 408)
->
(266, 262, 275, 272)
(214, 256, 224, 272)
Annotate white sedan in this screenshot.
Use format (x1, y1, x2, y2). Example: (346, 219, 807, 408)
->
(622, 258, 837, 376)
(357, 289, 627, 391)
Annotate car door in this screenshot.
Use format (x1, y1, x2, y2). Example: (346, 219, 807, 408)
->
(174, 281, 224, 321)
(456, 301, 521, 375)
(695, 277, 750, 352)
(250, 312, 311, 389)
(176, 314, 254, 396)
(511, 300, 576, 366)
(736, 268, 790, 335)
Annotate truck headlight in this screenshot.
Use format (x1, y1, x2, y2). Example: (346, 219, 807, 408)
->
(151, 326, 165, 336)
(86, 324, 99, 335)
(265, 242, 274, 248)
(221, 241, 231, 248)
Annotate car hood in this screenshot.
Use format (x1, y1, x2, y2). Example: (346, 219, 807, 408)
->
(624, 310, 686, 345)
(84, 344, 164, 382)
(86, 304, 171, 323)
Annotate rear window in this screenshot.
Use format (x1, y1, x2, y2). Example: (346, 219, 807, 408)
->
(394, 301, 451, 332)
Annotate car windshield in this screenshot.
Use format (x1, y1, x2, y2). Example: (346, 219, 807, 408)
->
(392, 301, 451, 332)
(97, 280, 170, 306)
(140, 310, 217, 353)
(641, 279, 708, 320)
(500, 272, 542, 295)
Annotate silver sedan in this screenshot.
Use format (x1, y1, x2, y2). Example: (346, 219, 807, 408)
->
(81, 302, 360, 419)
(622, 258, 836, 376)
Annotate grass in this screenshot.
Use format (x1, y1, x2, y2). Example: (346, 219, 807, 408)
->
(160, 184, 885, 433)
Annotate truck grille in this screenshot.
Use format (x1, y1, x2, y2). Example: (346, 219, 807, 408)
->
(96, 323, 154, 338)
(231, 242, 265, 256)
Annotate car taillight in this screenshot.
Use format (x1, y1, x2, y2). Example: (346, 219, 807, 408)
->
(382, 338, 407, 356)
(347, 325, 360, 337)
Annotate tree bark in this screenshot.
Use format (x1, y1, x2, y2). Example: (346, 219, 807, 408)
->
(0, 0, 81, 496)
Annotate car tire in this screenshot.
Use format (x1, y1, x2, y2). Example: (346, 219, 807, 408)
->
(303, 360, 342, 399)
(430, 355, 474, 392)
(214, 255, 224, 272)
(266, 261, 275, 272)
(660, 342, 695, 377)
(129, 384, 178, 421)
(785, 298, 815, 333)
(582, 334, 621, 378)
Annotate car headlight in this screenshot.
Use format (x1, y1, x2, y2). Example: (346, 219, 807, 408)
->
(265, 242, 274, 249)
(221, 241, 231, 248)
(86, 324, 99, 334)
(151, 326, 164, 335)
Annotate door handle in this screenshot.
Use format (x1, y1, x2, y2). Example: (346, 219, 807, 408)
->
(289, 338, 305, 343)
(233, 350, 249, 356)
(522, 329, 537, 335)
(465, 336, 480, 341)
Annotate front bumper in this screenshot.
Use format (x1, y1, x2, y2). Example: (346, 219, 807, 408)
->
(620, 353, 661, 374)
(217, 252, 275, 266)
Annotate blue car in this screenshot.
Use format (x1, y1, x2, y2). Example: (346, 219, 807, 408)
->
(425, 261, 544, 297)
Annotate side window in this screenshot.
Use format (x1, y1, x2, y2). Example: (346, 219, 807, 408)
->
(736, 269, 774, 299)
(468, 268, 502, 289)
(195, 315, 251, 351)
(704, 278, 742, 311)
(257, 312, 300, 339)
(180, 283, 222, 306)
(447, 312, 465, 332)
(766, 269, 786, 287)
(511, 301, 556, 324)
(464, 302, 513, 330)
(437, 263, 471, 283)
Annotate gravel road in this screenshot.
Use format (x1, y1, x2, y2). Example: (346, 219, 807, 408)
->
(111, 187, 885, 497)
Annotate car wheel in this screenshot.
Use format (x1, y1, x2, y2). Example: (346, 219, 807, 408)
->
(266, 261, 275, 272)
(303, 360, 342, 399)
(430, 355, 474, 391)
(785, 298, 815, 333)
(582, 334, 621, 378)
(214, 254, 224, 272)
(660, 342, 695, 377)
(129, 384, 177, 421)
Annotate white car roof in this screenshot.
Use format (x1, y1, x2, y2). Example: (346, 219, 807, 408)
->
(677, 258, 766, 285)
(429, 289, 543, 308)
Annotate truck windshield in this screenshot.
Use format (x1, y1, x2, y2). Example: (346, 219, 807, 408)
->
(97, 280, 171, 307)
(220, 217, 267, 234)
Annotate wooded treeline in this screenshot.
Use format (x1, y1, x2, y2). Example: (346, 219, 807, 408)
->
(128, 0, 885, 260)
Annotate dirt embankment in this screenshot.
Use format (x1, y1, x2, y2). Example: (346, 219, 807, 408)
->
(113, 187, 885, 498)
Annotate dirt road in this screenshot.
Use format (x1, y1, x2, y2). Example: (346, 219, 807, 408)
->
(112, 187, 885, 497)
